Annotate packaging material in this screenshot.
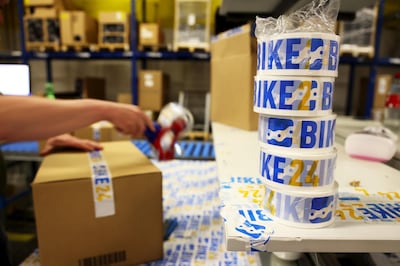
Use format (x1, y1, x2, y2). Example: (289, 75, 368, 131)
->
(138, 70, 167, 111)
(75, 77, 106, 100)
(139, 23, 162, 47)
(117, 92, 132, 104)
(60, 11, 97, 45)
(210, 24, 258, 130)
(32, 141, 163, 266)
(73, 121, 130, 142)
(98, 12, 129, 46)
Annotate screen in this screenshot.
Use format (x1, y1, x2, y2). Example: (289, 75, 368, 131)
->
(0, 64, 30, 96)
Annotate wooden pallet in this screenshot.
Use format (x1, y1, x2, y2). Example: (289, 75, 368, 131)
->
(174, 45, 209, 53)
(98, 43, 130, 52)
(340, 44, 374, 58)
(61, 43, 98, 52)
(26, 42, 59, 52)
(137, 44, 168, 52)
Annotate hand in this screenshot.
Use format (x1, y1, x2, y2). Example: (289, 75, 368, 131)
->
(106, 103, 155, 138)
(40, 133, 103, 156)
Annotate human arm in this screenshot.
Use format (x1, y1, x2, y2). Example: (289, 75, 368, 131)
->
(0, 96, 154, 142)
(40, 133, 104, 156)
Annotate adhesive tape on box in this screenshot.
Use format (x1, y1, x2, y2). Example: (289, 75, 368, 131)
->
(253, 75, 335, 116)
(257, 33, 340, 77)
(263, 182, 338, 228)
(258, 114, 336, 151)
(259, 146, 337, 189)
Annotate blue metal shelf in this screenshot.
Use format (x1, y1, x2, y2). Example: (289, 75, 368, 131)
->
(0, 51, 23, 60)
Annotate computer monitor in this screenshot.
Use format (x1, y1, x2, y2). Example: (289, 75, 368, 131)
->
(0, 64, 30, 96)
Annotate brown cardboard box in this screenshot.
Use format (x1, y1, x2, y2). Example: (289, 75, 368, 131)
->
(76, 77, 106, 100)
(60, 11, 97, 45)
(374, 74, 392, 108)
(139, 23, 162, 47)
(98, 12, 129, 47)
(117, 93, 132, 104)
(32, 141, 163, 266)
(73, 121, 130, 142)
(210, 24, 258, 130)
(138, 70, 167, 111)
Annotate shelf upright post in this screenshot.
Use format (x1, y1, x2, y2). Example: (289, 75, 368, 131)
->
(366, 0, 385, 118)
(17, 0, 27, 64)
(345, 62, 356, 116)
(131, 0, 139, 105)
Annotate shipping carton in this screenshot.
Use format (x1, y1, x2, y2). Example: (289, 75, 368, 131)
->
(210, 24, 258, 130)
(32, 141, 163, 266)
(60, 11, 97, 45)
(73, 121, 131, 142)
(374, 74, 392, 108)
(138, 70, 167, 111)
(139, 23, 162, 47)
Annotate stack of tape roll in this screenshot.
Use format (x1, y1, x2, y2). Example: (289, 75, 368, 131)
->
(254, 32, 341, 228)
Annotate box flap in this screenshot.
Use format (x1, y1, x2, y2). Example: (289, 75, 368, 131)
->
(211, 24, 253, 58)
(33, 141, 160, 184)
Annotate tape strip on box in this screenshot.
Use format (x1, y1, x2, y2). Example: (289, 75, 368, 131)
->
(258, 114, 336, 151)
(88, 150, 115, 218)
(259, 147, 337, 188)
(257, 33, 340, 77)
(253, 75, 335, 116)
(263, 182, 338, 228)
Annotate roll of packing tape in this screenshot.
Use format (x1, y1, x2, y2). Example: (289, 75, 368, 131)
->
(263, 182, 338, 228)
(258, 114, 336, 151)
(259, 147, 337, 188)
(257, 33, 340, 77)
(253, 75, 335, 116)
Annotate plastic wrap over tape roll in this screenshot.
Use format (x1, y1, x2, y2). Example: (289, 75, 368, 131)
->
(253, 75, 335, 116)
(258, 114, 336, 151)
(257, 33, 340, 77)
(259, 146, 337, 189)
(263, 182, 338, 228)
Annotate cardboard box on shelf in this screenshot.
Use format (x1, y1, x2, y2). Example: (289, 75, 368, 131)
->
(139, 23, 162, 47)
(374, 74, 392, 108)
(32, 141, 163, 266)
(60, 11, 97, 46)
(75, 77, 106, 100)
(117, 93, 132, 104)
(210, 24, 258, 130)
(138, 70, 167, 111)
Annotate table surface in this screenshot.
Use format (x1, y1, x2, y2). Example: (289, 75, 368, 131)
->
(213, 119, 400, 253)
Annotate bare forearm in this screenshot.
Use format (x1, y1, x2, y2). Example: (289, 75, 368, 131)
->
(0, 96, 109, 141)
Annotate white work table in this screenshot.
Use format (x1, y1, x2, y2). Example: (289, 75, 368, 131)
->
(213, 121, 400, 253)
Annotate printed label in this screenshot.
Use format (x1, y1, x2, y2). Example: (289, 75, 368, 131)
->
(258, 115, 336, 150)
(253, 76, 334, 113)
(259, 150, 336, 187)
(257, 36, 339, 76)
(88, 151, 115, 218)
(264, 187, 337, 225)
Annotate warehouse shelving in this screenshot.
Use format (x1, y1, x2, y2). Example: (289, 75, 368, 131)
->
(1, 0, 398, 118)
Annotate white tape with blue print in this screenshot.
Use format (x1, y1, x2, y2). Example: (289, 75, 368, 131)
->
(263, 182, 338, 228)
(257, 33, 340, 77)
(253, 75, 335, 116)
(259, 147, 337, 189)
(258, 114, 336, 151)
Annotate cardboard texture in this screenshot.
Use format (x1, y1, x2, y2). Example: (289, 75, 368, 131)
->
(32, 141, 163, 266)
(139, 23, 162, 46)
(73, 121, 131, 142)
(138, 70, 167, 111)
(117, 93, 132, 104)
(374, 74, 392, 108)
(60, 11, 97, 45)
(210, 24, 258, 130)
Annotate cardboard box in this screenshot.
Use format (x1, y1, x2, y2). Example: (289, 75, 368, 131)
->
(139, 23, 162, 46)
(60, 11, 97, 45)
(117, 93, 132, 104)
(75, 77, 106, 100)
(73, 121, 131, 142)
(138, 70, 167, 111)
(374, 74, 392, 108)
(210, 24, 258, 130)
(32, 141, 163, 266)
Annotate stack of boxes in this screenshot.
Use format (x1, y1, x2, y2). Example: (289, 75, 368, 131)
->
(254, 29, 341, 227)
(98, 12, 130, 51)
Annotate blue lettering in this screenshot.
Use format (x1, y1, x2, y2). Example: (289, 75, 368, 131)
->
(357, 207, 380, 220)
(322, 81, 333, 110)
(326, 119, 335, 147)
(279, 80, 294, 110)
(263, 80, 276, 108)
(300, 121, 317, 148)
(95, 177, 109, 185)
(261, 152, 272, 181)
(319, 120, 325, 148)
(286, 38, 301, 69)
(268, 39, 283, 69)
(367, 204, 396, 219)
(261, 41, 266, 70)
(283, 195, 301, 222)
(328, 40, 339, 71)
(273, 156, 286, 184)
(310, 38, 324, 70)
(257, 42, 261, 70)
